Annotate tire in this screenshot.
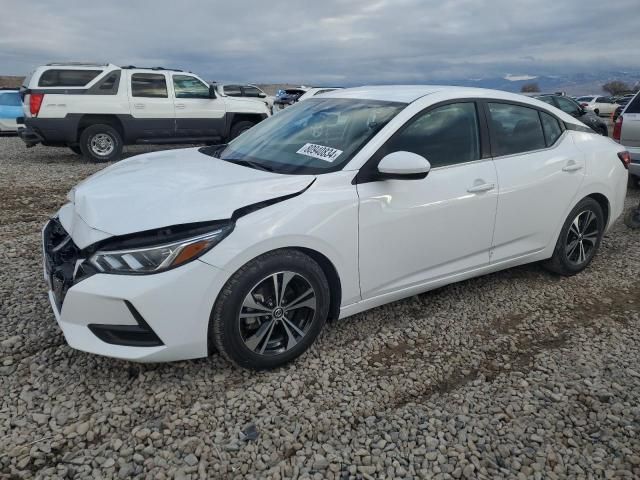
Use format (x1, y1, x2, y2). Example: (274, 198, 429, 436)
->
(69, 145, 82, 155)
(79, 124, 123, 163)
(543, 197, 604, 276)
(594, 108, 600, 116)
(229, 120, 255, 140)
(625, 204, 640, 229)
(210, 249, 330, 370)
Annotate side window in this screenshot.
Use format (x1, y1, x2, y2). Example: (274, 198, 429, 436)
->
(596, 97, 608, 103)
(39, 69, 102, 87)
(224, 85, 242, 97)
(556, 97, 581, 116)
(626, 95, 640, 114)
(488, 103, 546, 156)
(131, 73, 168, 98)
(536, 96, 555, 106)
(173, 75, 210, 99)
(540, 112, 563, 146)
(242, 86, 262, 97)
(383, 102, 480, 168)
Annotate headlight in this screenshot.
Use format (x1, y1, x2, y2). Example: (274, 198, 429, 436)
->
(89, 226, 232, 274)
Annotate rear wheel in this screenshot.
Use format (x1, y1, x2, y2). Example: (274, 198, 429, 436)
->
(594, 108, 600, 116)
(543, 197, 604, 276)
(210, 249, 330, 370)
(79, 124, 123, 163)
(229, 120, 255, 140)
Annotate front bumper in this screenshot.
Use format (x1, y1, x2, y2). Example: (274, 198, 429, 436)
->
(43, 219, 229, 362)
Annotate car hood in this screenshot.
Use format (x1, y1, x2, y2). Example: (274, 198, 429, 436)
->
(65, 147, 314, 244)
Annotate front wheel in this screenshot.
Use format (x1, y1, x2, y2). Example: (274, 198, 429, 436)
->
(543, 198, 604, 276)
(79, 124, 123, 163)
(229, 120, 255, 140)
(210, 250, 330, 370)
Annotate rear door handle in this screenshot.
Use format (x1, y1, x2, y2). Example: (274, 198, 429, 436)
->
(467, 183, 495, 193)
(133, 103, 145, 109)
(562, 161, 583, 172)
(175, 104, 186, 109)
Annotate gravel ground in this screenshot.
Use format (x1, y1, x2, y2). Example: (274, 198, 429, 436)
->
(1, 136, 639, 479)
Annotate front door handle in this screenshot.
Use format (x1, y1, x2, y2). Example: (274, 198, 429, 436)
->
(467, 182, 495, 193)
(175, 104, 186, 109)
(562, 161, 583, 173)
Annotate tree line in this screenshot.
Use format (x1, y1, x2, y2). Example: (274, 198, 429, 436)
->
(520, 80, 639, 95)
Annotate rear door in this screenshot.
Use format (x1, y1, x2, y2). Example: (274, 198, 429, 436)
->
(127, 71, 175, 139)
(172, 74, 225, 139)
(621, 94, 640, 149)
(488, 102, 585, 262)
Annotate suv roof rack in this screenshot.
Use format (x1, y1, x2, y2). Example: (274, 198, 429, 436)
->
(45, 62, 109, 67)
(120, 65, 183, 72)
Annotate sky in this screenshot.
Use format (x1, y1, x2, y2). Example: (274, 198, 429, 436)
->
(1, 0, 639, 85)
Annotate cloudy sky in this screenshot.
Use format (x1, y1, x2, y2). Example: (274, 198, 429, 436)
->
(1, 0, 639, 84)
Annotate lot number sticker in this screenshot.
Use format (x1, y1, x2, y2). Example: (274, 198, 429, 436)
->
(296, 143, 343, 162)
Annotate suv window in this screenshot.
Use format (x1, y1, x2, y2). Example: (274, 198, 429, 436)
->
(38, 69, 102, 87)
(224, 85, 242, 96)
(626, 94, 640, 114)
(556, 96, 581, 116)
(540, 112, 562, 146)
(131, 73, 168, 98)
(596, 97, 609, 103)
(488, 103, 546, 156)
(383, 102, 480, 168)
(173, 75, 210, 99)
(243, 86, 263, 97)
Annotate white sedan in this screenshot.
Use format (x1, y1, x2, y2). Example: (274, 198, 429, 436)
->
(43, 86, 629, 368)
(576, 95, 619, 116)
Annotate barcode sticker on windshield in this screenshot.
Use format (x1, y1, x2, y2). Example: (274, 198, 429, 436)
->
(296, 143, 343, 162)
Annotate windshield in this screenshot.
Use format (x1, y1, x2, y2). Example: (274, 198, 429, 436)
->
(201, 98, 406, 174)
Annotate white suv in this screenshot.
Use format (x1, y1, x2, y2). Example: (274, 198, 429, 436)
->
(18, 63, 270, 162)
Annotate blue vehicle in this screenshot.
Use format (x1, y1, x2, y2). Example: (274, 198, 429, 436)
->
(0, 89, 22, 134)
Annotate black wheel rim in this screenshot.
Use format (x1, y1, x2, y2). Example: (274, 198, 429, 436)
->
(238, 271, 317, 356)
(565, 209, 600, 266)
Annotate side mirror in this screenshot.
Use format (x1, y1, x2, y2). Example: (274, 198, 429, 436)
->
(377, 151, 431, 180)
(209, 85, 217, 99)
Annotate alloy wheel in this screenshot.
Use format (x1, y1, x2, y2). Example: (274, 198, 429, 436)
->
(90, 133, 115, 156)
(238, 271, 317, 356)
(565, 210, 600, 265)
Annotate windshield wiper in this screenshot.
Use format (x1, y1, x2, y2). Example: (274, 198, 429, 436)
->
(223, 158, 275, 172)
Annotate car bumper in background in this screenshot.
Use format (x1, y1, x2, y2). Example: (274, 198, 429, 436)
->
(18, 125, 44, 146)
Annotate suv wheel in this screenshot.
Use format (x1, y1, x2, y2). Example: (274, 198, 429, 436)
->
(79, 124, 123, 163)
(210, 249, 330, 370)
(543, 197, 604, 276)
(229, 121, 255, 140)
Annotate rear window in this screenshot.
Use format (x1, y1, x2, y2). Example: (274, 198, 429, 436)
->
(0, 92, 21, 106)
(38, 69, 102, 87)
(626, 94, 640, 114)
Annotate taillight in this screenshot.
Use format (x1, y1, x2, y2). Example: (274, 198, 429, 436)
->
(613, 115, 623, 141)
(618, 151, 631, 170)
(29, 93, 44, 116)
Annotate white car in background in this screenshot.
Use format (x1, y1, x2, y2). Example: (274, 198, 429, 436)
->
(216, 84, 274, 112)
(576, 95, 619, 116)
(43, 86, 629, 368)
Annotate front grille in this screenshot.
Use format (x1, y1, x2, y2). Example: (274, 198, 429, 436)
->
(43, 218, 95, 310)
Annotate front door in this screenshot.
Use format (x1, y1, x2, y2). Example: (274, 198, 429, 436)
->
(357, 102, 499, 299)
(127, 71, 175, 139)
(172, 74, 226, 139)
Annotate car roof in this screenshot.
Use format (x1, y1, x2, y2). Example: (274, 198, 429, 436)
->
(321, 85, 561, 104)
